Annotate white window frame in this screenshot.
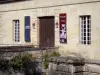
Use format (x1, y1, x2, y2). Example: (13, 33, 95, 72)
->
(13, 20, 20, 42)
(80, 15, 91, 45)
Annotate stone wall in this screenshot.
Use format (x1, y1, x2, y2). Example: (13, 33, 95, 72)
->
(0, 71, 24, 75)
(48, 56, 100, 75)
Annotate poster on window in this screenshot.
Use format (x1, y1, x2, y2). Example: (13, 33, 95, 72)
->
(59, 13, 67, 43)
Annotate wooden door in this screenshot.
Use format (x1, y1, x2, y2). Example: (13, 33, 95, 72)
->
(39, 16, 55, 48)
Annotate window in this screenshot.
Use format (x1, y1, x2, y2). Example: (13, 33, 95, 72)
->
(80, 15, 91, 45)
(13, 20, 20, 42)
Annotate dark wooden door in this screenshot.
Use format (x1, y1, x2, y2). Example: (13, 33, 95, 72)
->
(39, 16, 55, 48)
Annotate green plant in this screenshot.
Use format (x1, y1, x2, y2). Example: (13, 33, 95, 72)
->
(51, 51, 60, 57)
(43, 51, 60, 69)
(43, 53, 49, 69)
(22, 54, 32, 64)
(11, 55, 23, 70)
(11, 54, 32, 70)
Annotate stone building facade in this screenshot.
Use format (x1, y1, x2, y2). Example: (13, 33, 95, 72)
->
(0, 0, 100, 60)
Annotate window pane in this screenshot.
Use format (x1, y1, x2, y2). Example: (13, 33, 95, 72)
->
(84, 21, 86, 24)
(87, 16, 90, 20)
(81, 24, 83, 28)
(87, 33, 91, 37)
(84, 32, 86, 36)
(18, 27, 19, 30)
(83, 16, 86, 20)
(87, 29, 91, 32)
(87, 25, 90, 28)
(84, 37, 86, 40)
(81, 37, 83, 40)
(81, 29, 83, 32)
(81, 17, 84, 20)
(84, 29, 86, 32)
(84, 25, 86, 28)
(84, 41, 86, 44)
(81, 33, 83, 36)
(87, 37, 91, 40)
(87, 41, 91, 44)
(87, 20, 90, 24)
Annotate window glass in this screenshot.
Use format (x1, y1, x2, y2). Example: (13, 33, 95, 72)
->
(13, 20, 20, 42)
(80, 16, 91, 45)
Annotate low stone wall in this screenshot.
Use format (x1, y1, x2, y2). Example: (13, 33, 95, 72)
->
(0, 71, 24, 75)
(48, 56, 100, 75)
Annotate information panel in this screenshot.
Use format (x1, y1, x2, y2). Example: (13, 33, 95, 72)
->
(59, 13, 67, 43)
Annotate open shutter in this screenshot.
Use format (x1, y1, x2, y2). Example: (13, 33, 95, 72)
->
(25, 16, 31, 42)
